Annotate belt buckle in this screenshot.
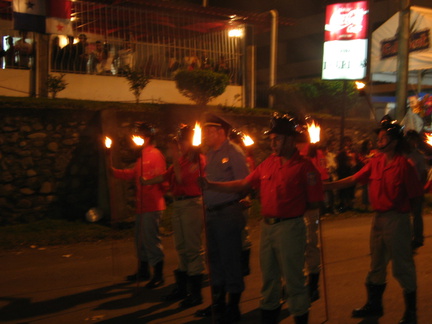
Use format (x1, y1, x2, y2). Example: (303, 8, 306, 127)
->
(266, 218, 278, 225)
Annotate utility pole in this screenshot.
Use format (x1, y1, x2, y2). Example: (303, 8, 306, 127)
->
(269, 9, 278, 109)
(395, 0, 410, 122)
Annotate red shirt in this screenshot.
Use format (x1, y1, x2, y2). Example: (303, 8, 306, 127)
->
(164, 153, 206, 197)
(299, 144, 329, 181)
(246, 151, 324, 218)
(112, 145, 167, 213)
(353, 153, 423, 213)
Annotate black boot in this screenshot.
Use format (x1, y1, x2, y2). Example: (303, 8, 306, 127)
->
(145, 261, 165, 289)
(195, 285, 226, 318)
(163, 269, 188, 301)
(180, 274, 203, 308)
(294, 311, 308, 324)
(219, 293, 241, 323)
(308, 273, 320, 302)
(352, 283, 386, 318)
(241, 249, 251, 276)
(261, 306, 281, 324)
(399, 291, 417, 324)
(126, 261, 150, 281)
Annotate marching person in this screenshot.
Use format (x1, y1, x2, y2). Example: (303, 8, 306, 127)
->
(141, 125, 206, 308)
(200, 113, 324, 324)
(110, 122, 167, 289)
(298, 141, 329, 302)
(195, 114, 250, 323)
(229, 129, 255, 277)
(324, 116, 424, 324)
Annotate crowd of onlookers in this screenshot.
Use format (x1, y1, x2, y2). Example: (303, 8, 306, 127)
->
(317, 130, 431, 215)
(1, 33, 237, 82)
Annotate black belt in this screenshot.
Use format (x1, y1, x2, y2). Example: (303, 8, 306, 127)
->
(206, 200, 239, 212)
(174, 195, 201, 201)
(264, 215, 303, 225)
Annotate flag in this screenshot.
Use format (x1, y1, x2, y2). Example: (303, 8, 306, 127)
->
(46, 0, 72, 35)
(13, 0, 46, 33)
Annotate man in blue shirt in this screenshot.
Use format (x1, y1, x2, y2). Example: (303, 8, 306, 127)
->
(195, 114, 250, 323)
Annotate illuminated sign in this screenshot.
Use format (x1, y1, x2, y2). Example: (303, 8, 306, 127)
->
(322, 1, 369, 80)
(381, 29, 430, 59)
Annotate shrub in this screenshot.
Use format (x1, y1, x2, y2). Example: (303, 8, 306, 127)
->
(47, 74, 68, 99)
(123, 67, 150, 104)
(174, 69, 230, 106)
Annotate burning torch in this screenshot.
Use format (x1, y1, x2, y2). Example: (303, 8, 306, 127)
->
(305, 118, 329, 322)
(356, 81, 378, 122)
(192, 121, 216, 324)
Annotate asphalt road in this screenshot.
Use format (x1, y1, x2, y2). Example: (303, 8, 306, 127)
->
(0, 212, 431, 324)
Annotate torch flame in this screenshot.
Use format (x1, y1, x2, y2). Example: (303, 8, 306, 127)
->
(425, 133, 432, 146)
(355, 81, 366, 90)
(132, 135, 144, 146)
(105, 136, 112, 149)
(307, 121, 321, 144)
(242, 134, 254, 147)
(193, 122, 202, 146)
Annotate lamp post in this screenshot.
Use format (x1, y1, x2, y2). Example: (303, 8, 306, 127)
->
(395, 0, 411, 122)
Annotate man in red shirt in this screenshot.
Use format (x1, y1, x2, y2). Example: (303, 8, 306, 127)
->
(141, 125, 206, 308)
(111, 122, 167, 289)
(201, 113, 324, 324)
(325, 116, 424, 324)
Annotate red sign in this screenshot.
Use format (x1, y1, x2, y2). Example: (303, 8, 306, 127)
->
(324, 1, 369, 42)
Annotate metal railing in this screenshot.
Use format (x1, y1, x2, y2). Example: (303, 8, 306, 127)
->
(1, 0, 244, 84)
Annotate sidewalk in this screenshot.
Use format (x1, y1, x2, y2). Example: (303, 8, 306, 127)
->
(0, 213, 431, 324)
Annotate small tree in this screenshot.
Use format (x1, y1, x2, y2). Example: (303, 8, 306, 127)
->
(174, 69, 230, 106)
(47, 74, 68, 99)
(269, 79, 359, 115)
(124, 67, 150, 104)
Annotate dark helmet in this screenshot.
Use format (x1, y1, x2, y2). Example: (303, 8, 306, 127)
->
(375, 115, 404, 141)
(264, 112, 306, 136)
(176, 124, 194, 142)
(133, 122, 156, 139)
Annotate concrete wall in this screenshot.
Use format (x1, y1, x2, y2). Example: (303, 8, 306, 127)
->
(0, 69, 243, 107)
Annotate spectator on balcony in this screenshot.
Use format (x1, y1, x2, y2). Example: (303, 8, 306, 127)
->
(116, 40, 135, 75)
(60, 35, 76, 72)
(200, 51, 213, 70)
(0, 36, 16, 68)
(15, 32, 32, 69)
(215, 55, 231, 81)
(74, 33, 89, 73)
(89, 40, 108, 74)
(184, 50, 200, 71)
(51, 36, 61, 71)
(162, 50, 180, 78)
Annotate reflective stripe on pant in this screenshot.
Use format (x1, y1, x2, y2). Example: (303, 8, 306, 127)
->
(304, 208, 321, 274)
(260, 217, 310, 316)
(172, 197, 205, 276)
(135, 211, 164, 267)
(366, 211, 417, 293)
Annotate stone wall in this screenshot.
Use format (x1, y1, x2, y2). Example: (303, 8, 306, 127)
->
(0, 105, 377, 225)
(0, 109, 101, 224)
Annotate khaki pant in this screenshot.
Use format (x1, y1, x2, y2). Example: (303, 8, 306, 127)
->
(366, 211, 417, 293)
(171, 197, 205, 276)
(135, 211, 164, 266)
(260, 217, 310, 316)
(304, 208, 321, 274)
